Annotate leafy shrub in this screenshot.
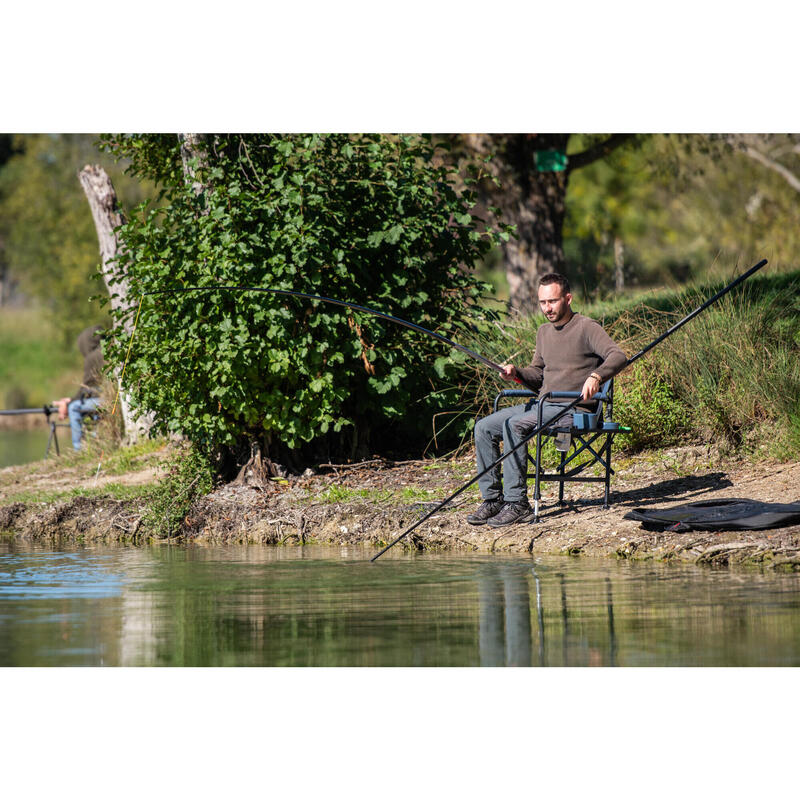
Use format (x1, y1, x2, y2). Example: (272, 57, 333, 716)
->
(141, 442, 214, 538)
(100, 134, 509, 468)
(614, 361, 686, 450)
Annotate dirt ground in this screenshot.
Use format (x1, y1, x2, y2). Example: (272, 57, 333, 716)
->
(2, 441, 799, 569)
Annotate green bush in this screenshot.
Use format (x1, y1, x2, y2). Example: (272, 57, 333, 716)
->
(614, 361, 686, 450)
(456, 268, 800, 459)
(140, 443, 214, 538)
(101, 134, 508, 468)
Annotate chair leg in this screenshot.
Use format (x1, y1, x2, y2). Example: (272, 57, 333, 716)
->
(603, 435, 612, 509)
(533, 429, 543, 523)
(558, 450, 566, 505)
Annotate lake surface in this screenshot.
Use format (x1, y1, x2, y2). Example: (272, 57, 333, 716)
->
(1, 540, 800, 667)
(0, 427, 59, 469)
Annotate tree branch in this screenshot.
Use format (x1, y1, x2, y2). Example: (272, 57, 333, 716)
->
(566, 134, 637, 172)
(742, 145, 800, 194)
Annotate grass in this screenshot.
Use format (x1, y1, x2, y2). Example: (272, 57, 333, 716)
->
(3, 482, 152, 506)
(307, 484, 441, 506)
(85, 438, 168, 477)
(459, 265, 800, 460)
(0, 307, 82, 408)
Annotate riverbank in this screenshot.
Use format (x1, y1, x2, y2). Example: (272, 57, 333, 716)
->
(1, 441, 799, 569)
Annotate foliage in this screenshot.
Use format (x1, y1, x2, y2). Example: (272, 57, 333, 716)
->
(657, 275, 800, 449)
(0, 134, 151, 344)
(140, 442, 214, 538)
(455, 267, 800, 459)
(564, 134, 800, 297)
(99, 134, 509, 465)
(614, 362, 686, 450)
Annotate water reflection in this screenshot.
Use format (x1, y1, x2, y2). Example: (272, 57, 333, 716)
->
(478, 565, 532, 666)
(1, 541, 800, 667)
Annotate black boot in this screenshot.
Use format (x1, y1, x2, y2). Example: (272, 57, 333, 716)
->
(466, 498, 505, 525)
(487, 500, 534, 527)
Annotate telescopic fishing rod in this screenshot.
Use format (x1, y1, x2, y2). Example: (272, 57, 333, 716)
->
(369, 258, 769, 561)
(143, 285, 532, 387)
(369, 396, 584, 561)
(0, 406, 58, 416)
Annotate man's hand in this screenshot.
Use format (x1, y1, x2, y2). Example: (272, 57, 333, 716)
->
(54, 398, 71, 420)
(580, 375, 600, 402)
(500, 363, 518, 381)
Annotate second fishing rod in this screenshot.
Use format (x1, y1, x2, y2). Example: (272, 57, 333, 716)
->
(370, 258, 769, 561)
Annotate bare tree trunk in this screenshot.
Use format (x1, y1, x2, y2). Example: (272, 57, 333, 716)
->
(78, 164, 154, 444)
(614, 236, 625, 292)
(179, 133, 210, 199)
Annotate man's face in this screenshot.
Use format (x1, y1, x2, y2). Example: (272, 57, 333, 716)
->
(538, 282, 572, 324)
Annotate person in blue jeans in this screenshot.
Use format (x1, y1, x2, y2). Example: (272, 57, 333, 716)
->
(54, 325, 105, 450)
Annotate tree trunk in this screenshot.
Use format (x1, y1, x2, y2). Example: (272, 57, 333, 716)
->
(503, 172, 567, 314)
(179, 134, 210, 200)
(78, 164, 154, 444)
(457, 133, 635, 315)
(460, 134, 569, 314)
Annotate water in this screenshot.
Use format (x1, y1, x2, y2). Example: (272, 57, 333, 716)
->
(0, 428, 58, 468)
(2, 540, 800, 666)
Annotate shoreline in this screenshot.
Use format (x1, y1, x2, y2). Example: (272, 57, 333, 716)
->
(2, 444, 799, 569)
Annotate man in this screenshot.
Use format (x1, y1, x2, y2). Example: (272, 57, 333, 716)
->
(467, 273, 627, 528)
(54, 325, 105, 450)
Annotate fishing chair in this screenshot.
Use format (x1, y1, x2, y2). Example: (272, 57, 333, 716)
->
(492, 379, 629, 522)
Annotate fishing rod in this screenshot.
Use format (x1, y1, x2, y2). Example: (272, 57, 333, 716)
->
(143, 285, 532, 387)
(0, 406, 58, 416)
(370, 396, 584, 561)
(369, 257, 769, 561)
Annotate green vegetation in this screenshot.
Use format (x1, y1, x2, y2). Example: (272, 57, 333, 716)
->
(0, 307, 81, 407)
(100, 134, 509, 469)
(2, 482, 152, 506)
(0, 134, 151, 344)
(139, 443, 214, 538)
(87, 437, 166, 476)
(309, 483, 439, 505)
(2, 133, 798, 480)
(456, 267, 800, 459)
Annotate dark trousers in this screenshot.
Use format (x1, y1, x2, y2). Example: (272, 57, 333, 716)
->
(474, 400, 572, 503)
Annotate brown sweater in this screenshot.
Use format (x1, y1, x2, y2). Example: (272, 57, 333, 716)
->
(516, 312, 627, 403)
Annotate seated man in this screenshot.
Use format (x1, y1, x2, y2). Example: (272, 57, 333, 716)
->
(54, 325, 105, 451)
(468, 273, 627, 528)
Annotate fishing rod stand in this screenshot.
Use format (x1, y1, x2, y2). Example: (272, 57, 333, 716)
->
(43, 406, 63, 457)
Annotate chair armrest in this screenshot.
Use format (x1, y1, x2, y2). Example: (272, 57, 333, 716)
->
(492, 389, 537, 413)
(547, 378, 613, 402)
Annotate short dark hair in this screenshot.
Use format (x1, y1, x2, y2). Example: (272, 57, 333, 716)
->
(538, 273, 571, 295)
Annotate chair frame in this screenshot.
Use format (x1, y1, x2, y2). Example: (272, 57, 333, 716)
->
(492, 379, 627, 521)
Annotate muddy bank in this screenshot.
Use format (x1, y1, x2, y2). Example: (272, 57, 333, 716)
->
(2, 444, 800, 568)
